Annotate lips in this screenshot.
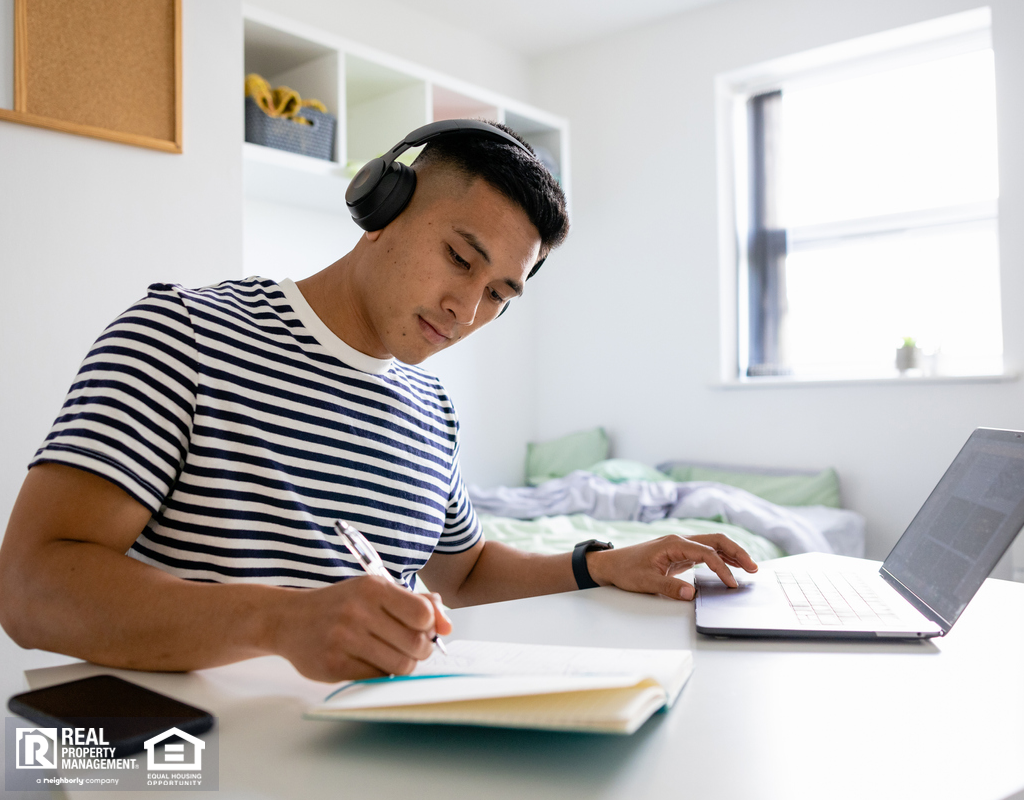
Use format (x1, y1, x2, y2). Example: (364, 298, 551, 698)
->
(418, 316, 453, 345)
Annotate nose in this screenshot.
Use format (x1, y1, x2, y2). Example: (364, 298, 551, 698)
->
(443, 283, 481, 326)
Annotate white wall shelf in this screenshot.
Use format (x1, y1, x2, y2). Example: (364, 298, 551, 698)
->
(243, 142, 351, 214)
(242, 5, 570, 214)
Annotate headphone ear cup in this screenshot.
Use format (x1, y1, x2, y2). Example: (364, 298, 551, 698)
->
(347, 162, 417, 231)
(345, 157, 386, 207)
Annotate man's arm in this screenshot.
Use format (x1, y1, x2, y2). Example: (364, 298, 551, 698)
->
(0, 463, 449, 682)
(418, 528, 758, 608)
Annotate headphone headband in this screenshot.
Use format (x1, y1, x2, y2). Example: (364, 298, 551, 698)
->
(345, 119, 531, 232)
(391, 119, 529, 159)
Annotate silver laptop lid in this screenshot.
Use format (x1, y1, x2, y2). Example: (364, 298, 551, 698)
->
(881, 428, 1024, 634)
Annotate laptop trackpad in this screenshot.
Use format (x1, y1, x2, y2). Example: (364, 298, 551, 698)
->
(694, 567, 776, 608)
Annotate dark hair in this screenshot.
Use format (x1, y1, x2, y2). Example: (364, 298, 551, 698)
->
(412, 121, 569, 278)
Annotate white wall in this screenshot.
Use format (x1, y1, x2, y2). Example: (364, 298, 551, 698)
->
(241, 0, 539, 488)
(0, 1, 243, 530)
(426, 298, 538, 488)
(243, 199, 362, 282)
(530, 0, 1024, 574)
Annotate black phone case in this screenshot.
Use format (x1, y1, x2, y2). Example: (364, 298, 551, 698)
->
(8, 674, 214, 757)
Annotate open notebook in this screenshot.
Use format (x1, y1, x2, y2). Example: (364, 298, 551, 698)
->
(305, 640, 694, 735)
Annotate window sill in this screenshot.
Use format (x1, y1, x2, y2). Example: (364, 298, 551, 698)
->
(715, 370, 1019, 389)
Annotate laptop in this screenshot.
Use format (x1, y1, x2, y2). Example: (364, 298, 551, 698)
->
(695, 427, 1024, 640)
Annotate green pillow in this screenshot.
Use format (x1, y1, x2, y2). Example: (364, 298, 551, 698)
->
(661, 463, 841, 508)
(525, 428, 610, 486)
(586, 459, 671, 484)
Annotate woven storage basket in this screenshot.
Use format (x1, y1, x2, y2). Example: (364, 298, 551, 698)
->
(244, 96, 336, 161)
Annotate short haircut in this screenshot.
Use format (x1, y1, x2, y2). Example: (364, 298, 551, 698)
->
(412, 122, 569, 278)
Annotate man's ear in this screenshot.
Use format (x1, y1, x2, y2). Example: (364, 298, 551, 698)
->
(365, 229, 383, 242)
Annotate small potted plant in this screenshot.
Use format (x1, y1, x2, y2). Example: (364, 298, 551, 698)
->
(896, 336, 921, 372)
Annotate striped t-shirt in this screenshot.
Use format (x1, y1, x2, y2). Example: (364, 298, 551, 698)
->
(32, 277, 481, 589)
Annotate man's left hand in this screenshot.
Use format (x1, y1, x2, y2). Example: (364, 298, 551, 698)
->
(584, 534, 758, 600)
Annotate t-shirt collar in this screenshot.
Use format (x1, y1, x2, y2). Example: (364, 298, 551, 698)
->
(279, 278, 394, 375)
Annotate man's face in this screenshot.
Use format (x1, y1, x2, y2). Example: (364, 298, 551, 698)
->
(358, 174, 542, 365)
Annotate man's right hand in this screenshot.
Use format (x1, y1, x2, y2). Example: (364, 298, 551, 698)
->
(0, 463, 451, 683)
(271, 576, 452, 682)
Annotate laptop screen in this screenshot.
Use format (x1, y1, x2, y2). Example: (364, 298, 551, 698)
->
(882, 428, 1024, 630)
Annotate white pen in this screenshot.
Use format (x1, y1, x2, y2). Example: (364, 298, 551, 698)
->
(333, 520, 448, 655)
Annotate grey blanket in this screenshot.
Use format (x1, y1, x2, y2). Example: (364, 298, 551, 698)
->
(469, 471, 845, 556)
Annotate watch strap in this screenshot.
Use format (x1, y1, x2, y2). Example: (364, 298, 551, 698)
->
(572, 539, 614, 590)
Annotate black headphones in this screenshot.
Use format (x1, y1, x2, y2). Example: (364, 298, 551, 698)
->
(345, 118, 531, 232)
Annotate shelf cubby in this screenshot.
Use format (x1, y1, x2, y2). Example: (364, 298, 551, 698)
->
(432, 86, 501, 125)
(345, 55, 428, 171)
(241, 5, 570, 213)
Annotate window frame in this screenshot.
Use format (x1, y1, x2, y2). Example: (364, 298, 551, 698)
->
(714, 7, 1001, 384)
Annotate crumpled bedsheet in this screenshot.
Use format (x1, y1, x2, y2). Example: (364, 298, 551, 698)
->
(469, 471, 864, 556)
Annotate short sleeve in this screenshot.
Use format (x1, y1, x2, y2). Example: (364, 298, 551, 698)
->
(433, 440, 482, 554)
(31, 284, 199, 513)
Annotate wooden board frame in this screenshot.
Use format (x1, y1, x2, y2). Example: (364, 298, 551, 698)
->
(0, 0, 182, 153)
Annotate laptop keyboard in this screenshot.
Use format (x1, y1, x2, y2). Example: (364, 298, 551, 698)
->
(776, 571, 903, 626)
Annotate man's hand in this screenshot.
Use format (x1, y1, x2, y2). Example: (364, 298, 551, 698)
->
(0, 463, 453, 684)
(270, 577, 452, 683)
(584, 534, 759, 600)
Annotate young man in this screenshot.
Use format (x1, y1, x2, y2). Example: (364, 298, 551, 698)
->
(0, 124, 756, 683)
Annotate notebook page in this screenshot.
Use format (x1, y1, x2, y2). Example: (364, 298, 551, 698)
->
(414, 640, 692, 701)
(327, 681, 668, 735)
(321, 673, 645, 709)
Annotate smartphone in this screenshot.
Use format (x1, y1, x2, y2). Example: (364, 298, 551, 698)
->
(8, 674, 214, 757)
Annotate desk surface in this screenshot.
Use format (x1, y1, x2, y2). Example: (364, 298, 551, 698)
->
(3, 554, 1024, 800)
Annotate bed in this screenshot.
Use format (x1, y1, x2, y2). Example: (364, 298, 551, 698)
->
(467, 428, 865, 563)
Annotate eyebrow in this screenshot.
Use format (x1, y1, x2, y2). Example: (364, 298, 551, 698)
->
(456, 229, 491, 263)
(456, 228, 524, 297)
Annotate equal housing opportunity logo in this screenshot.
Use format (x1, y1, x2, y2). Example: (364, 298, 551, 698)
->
(5, 718, 218, 792)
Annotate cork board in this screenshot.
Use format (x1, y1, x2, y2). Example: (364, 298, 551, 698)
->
(0, 0, 182, 153)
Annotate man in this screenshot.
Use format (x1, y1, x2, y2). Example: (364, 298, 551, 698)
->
(0, 124, 756, 683)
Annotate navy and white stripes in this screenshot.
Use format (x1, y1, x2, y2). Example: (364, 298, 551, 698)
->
(32, 278, 480, 588)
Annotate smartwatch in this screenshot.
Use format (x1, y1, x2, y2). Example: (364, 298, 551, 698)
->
(572, 539, 614, 590)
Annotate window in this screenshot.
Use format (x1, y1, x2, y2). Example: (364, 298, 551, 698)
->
(718, 9, 1001, 381)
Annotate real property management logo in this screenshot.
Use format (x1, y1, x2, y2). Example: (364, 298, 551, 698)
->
(16, 725, 140, 772)
(6, 718, 219, 792)
(15, 727, 58, 769)
(15, 725, 206, 771)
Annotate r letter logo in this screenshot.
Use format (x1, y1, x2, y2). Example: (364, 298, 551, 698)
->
(15, 727, 57, 769)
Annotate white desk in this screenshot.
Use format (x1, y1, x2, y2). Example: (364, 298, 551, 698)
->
(3, 554, 1024, 800)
